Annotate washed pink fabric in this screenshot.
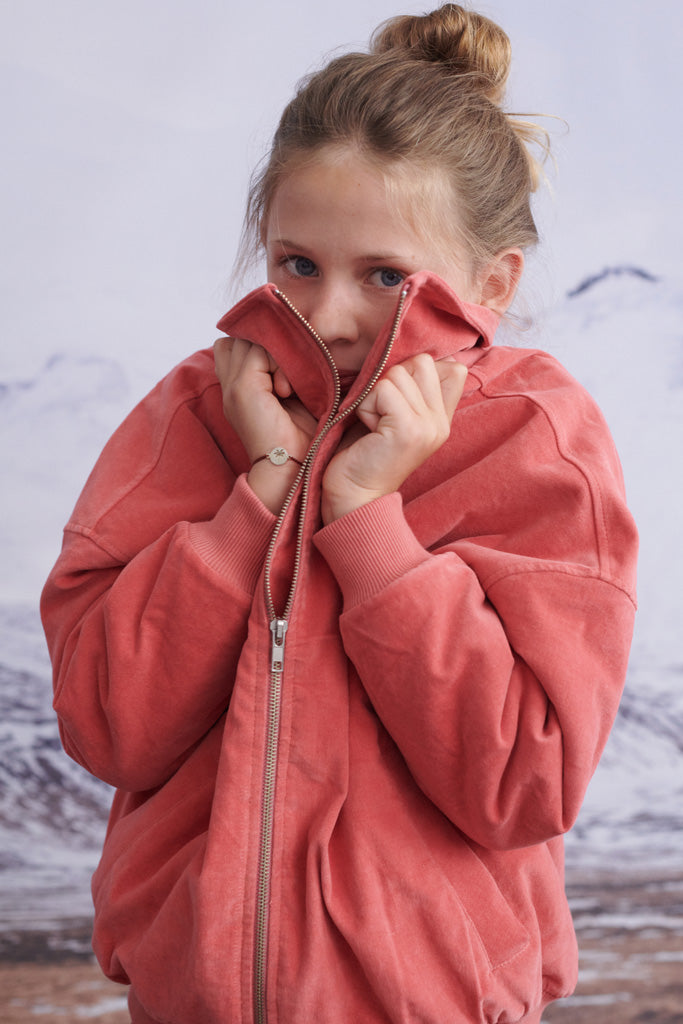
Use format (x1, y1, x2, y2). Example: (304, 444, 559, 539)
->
(41, 272, 638, 1023)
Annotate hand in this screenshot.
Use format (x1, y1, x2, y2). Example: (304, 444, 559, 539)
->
(321, 355, 467, 523)
(214, 337, 317, 512)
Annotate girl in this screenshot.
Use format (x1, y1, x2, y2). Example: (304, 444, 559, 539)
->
(41, 5, 638, 1023)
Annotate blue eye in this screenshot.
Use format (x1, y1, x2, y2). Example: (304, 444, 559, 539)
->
(373, 268, 405, 288)
(288, 256, 317, 277)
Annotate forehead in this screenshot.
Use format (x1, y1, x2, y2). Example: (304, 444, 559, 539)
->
(266, 147, 456, 252)
(268, 150, 395, 226)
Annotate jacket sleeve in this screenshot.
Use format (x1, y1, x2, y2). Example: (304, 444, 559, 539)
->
(314, 384, 638, 851)
(41, 357, 274, 793)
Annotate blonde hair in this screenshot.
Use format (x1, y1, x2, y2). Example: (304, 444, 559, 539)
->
(240, 4, 548, 276)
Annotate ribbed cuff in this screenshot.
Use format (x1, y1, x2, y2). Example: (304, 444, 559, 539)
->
(188, 474, 275, 593)
(314, 493, 430, 608)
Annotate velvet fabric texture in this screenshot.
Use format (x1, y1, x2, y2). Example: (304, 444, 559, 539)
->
(42, 273, 637, 1023)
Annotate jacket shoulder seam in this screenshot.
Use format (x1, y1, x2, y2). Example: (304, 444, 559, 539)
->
(481, 563, 637, 609)
(61, 520, 146, 564)
(471, 367, 620, 580)
(74, 372, 221, 540)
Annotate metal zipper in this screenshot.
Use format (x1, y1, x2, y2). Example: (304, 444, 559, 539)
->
(252, 285, 409, 1024)
(253, 621, 287, 1024)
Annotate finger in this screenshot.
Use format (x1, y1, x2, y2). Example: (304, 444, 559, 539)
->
(383, 356, 441, 416)
(236, 342, 293, 401)
(214, 336, 260, 383)
(357, 372, 417, 431)
(435, 360, 468, 419)
(354, 400, 381, 433)
(404, 354, 446, 408)
(218, 338, 290, 398)
(238, 342, 284, 398)
(397, 355, 466, 420)
(213, 336, 235, 384)
(272, 366, 293, 398)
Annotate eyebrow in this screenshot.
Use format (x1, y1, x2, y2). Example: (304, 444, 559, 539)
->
(269, 238, 306, 251)
(347, 249, 407, 262)
(269, 238, 409, 265)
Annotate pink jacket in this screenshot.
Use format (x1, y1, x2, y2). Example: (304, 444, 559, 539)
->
(41, 272, 638, 1024)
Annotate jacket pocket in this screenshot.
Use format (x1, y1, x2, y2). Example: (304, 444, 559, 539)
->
(448, 837, 530, 971)
(320, 764, 543, 1024)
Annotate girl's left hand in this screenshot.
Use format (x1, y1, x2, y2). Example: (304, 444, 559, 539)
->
(321, 354, 467, 523)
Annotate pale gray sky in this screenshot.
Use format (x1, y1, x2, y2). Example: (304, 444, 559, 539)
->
(1, 0, 679, 384)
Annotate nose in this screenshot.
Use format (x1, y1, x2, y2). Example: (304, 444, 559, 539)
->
(306, 281, 360, 346)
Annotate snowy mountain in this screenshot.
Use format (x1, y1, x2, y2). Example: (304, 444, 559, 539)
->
(0, 602, 111, 929)
(0, 353, 138, 604)
(546, 269, 683, 873)
(0, 267, 681, 931)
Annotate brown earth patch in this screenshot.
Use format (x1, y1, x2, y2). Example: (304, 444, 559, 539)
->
(1, 871, 681, 1023)
(0, 959, 130, 1023)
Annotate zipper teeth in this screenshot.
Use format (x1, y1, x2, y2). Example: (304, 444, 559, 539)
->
(254, 285, 409, 1024)
(329, 286, 409, 427)
(267, 281, 410, 619)
(262, 462, 307, 622)
(262, 288, 343, 622)
(280, 284, 410, 614)
(274, 289, 341, 413)
(270, 284, 409, 614)
(255, 291, 339, 1024)
(254, 664, 282, 1024)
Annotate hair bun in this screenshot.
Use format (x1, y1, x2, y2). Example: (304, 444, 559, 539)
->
(371, 3, 511, 104)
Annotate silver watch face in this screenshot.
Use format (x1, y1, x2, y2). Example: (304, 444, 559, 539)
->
(268, 447, 289, 465)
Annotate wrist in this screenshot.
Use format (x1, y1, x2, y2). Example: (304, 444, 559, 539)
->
(247, 457, 302, 514)
(321, 484, 386, 525)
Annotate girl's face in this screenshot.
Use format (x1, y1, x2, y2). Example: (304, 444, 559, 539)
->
(265, 148, 484, 375)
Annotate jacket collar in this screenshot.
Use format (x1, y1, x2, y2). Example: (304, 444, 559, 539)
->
(216, 270, 500, 421)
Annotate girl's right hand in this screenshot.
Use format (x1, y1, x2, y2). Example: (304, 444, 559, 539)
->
(214, 337, 317, 512)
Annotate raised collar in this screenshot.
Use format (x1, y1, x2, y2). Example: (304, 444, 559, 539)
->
(216, 271, 500, 421)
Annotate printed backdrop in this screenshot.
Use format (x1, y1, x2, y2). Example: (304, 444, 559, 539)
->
(1, 1, 681, 1020)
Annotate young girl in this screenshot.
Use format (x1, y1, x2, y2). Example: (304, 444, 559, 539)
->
(41, 5, 638, 1023)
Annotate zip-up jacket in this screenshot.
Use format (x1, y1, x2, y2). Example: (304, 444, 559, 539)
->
(41, 272, 638, 1024)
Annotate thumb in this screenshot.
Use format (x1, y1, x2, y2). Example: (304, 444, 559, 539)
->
(436, 359, 468, 419)
(214, 336, 235, 384)
(272, 365, 293, 398)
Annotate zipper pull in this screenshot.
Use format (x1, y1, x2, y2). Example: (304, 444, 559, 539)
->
(270, 618, 288, 673)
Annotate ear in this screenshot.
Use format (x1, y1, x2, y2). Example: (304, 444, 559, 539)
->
(478, 248, 524, 314)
